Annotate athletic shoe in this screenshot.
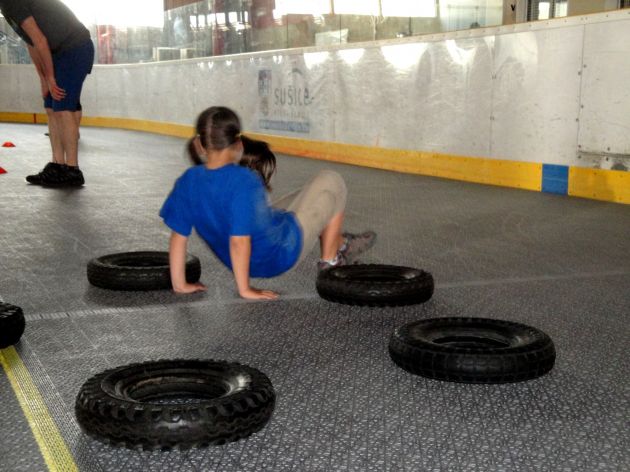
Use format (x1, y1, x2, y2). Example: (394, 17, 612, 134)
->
(317, 252, 347, 272)
(64, 166, 85, 186)
(26, 162, 65, 185)
(340, 231, 377, 263)
(40, 166, 85, 187)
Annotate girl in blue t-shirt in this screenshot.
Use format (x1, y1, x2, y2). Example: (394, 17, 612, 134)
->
(161, 106, 375, 300)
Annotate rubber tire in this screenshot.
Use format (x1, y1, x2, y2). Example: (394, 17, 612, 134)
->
(75, 359, 275, 450)
(389, 317, 556, 384)
(0, 303, 26, 349)
(87, 251, 201, 291)
(316, 264, 434, 307)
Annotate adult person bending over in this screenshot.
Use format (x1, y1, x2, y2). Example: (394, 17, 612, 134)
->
(0, 0, 94, 187)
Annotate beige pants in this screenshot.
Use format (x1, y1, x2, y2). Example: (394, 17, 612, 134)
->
(273, 170, 347, 263)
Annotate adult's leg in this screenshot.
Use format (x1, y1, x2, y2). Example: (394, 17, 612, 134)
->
(52, 41, 93, 168)
(26, 105, 66, 184)
(45, 107, 65, 164)
(55, 110, 79, 167)
(74, 106, 82, 140)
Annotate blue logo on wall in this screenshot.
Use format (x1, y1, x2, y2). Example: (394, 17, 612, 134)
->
(258, 68, 312, 134)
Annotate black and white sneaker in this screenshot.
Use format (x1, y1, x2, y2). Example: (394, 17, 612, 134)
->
(339, 231, 377, 263)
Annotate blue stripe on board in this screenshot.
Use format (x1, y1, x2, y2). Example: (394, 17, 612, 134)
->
(542, 164, 569, 195)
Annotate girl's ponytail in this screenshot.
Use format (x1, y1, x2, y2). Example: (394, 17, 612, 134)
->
(239, 136, 276, 191)
(187, 137, 203, 166)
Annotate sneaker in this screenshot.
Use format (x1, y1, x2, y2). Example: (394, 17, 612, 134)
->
(41, 165, 84, 187)
(64, 166, 85, 186)
(26, 162, 65, 185)
(317, 252, 347, 272)
(339, 231, 377, 263)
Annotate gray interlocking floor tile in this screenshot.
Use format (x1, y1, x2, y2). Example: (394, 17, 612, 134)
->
(0, 124, 628, 472)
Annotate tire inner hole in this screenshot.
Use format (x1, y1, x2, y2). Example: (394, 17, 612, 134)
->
(115, 259, 167, 268)
(117, 375, 244, 404)
(433, 335, 510, 348)
(334, 270, 419, 281)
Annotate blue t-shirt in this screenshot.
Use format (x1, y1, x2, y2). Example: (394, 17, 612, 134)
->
(160, 164, 302, 278)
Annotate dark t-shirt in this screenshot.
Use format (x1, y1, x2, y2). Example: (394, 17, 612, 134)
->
(0, 0, 90, 53)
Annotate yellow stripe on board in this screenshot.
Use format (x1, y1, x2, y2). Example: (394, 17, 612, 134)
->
(2, 111, 628, 204)
(569, 167, 630, 204)
(0, 111, 37, 124)
(0, 346, 79, 472)
(248, 132, 543, 192)
(31, 113, 194, 138)
(80, 117, 193, 138)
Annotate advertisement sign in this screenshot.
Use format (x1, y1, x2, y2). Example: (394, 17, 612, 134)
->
(258, 65, 313, 134)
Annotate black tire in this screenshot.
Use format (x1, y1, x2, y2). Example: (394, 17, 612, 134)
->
(316, 264, 434, 307)
(87, 251, 201, 291)
(75, 359, 275, 450)
(389, 317, 556, 383)
(0, 303, 25, 349)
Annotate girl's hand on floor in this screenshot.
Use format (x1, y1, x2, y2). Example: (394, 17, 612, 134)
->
(173, 282, 207, 294)
(239, 287, 279, 300)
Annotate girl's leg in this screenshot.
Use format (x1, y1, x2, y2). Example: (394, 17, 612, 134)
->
(287, 170, 348, 263)
(271, 188, 302, 210)
(319, 211, 344, 260)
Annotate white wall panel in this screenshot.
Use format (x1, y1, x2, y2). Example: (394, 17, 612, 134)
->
(79, 71, 98, 114)
(189, 60, 233, 123)
(0, 65, 40, 113)
(17, 67, 40, 112)
(0, 65, 24, 111)
(333, 46, 390, 147)
(2, 11, 629, 172)
(333, 39, 493, 157)
(414, 38, 493, 157)
(579, 20, 630, 156)
(91, 67, 149, 120)
(144, 63, 194, 124)
(491, 26, 583, 165)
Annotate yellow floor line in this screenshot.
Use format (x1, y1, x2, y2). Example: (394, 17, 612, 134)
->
(0, 346, 79, 472)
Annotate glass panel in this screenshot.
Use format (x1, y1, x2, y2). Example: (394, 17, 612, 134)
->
(378, 0, 440, 39)
(528, 0, 570, 21)
(555, 1, 569, 18)
(0, 0, 625, 65)
(381, 0, 437, 18)
(0, 18, 30, 63)
(334, 0, 380, 16)
(440, 0, 503, 31)
(274, 0, 331, 16)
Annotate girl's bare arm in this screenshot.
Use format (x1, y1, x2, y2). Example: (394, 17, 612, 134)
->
(230, 235, 278, 300)
(169, 232, 206, 294)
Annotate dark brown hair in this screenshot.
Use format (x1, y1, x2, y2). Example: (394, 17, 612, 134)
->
(187, 106, 241, 165)
(239, 136, 277, 191)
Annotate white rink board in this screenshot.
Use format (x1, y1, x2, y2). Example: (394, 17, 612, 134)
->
(490, 26, 583, 166)
(1, 10, 629, 169)
(579, 20, 630, 156)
